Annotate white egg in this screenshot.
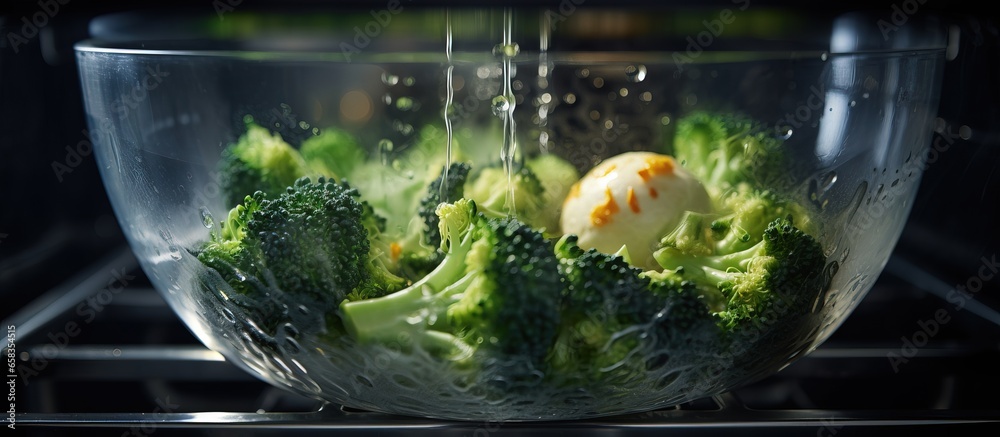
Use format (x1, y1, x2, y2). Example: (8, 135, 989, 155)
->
(560, 152, 712, 270)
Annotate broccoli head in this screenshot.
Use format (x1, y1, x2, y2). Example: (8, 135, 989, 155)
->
(419, 162, 472, 248)
(671, 111, 787, 195)
(197, 177, 404, 336)
(300, 127, 367, 181)
(525, 153, 580, 235)
(465, 162, 546, 228)
(548, 235, 718, 383)
(218, 123, 310, 207)
(654, 216, 827, 331)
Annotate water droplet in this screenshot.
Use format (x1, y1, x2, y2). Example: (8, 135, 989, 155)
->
(381, 73, 399, 85)
(491, 95, 511, 117)
(850, 100, 857, 107)
(619, 87, 629, 97)
(242, 114, 254, 124)
(298, 121, 310, 129)
(779, 127, 794, 140)
(395, 97, 414, 111)
(200, 207, 214, 229)
(311, 127, 319, 135)
(167, 245, 182, 261)
(589, 110, 601, 121)
(378, 139, 393, 166)
(640, 91, 652, 102)
(624, 64, 647, 82)
(592, 77, 604, 88)
(825, 260, 839, 283)
(660, 115, 671, 125)
(959, 125, 972, 140)
(221, 307, 236, 323)
(134, 155, 142, 163)
(112, 348, 122, 357)
(890, 178, 900, 187)
(283, 338, 301, 354)
(820, 52, 828, 61)
(862, 92, 870, 99)
(396, 123, 413, 135)
(403, 77, 415, 86)
(820, 171, 838, 191)
(577, 68, 590, 78)
(492, 43, 520, 57)
(563, 93, 576, 104)
(845, 180, 868, 226)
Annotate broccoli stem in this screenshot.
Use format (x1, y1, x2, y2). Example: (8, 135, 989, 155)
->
(340, 219, 478, 352)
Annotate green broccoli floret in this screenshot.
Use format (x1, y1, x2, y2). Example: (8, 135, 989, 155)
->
(242, 178, 370, 312)
(300, 127, 367, 181)
(548, 235, 718, 383)
(465, 163, 545, 227)
(339, 199, 562, 379)
(525, 154, 580, 235)
(711, 184, 819, 252)
(385, 162, 475, 281)
(419, 162, 472, 248)
(218, 123, 310, 207)
(671, 111, 786, 195)
(197, 177, 403, 336)
(658, 184, 818, 262)
(654, 217, 827, 331)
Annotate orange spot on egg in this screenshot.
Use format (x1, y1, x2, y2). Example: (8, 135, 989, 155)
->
(589, 187, 619, 227)
(637, 155, 675, 182)
(626, 186, 640, 213)
(649, 187, 658, 198)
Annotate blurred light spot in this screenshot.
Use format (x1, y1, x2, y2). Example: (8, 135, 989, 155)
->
(341, 90, 373, 124)
(959, 125, 972, 140)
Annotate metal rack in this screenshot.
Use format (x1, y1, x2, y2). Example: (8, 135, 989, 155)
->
(5, 247, 1000, 435)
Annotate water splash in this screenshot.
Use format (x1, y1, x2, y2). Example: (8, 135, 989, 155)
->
(440, 9, 455, 203)
(496, 7, 518, 217)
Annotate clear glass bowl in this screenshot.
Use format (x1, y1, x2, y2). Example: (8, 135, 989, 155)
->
(75, 15, 945, 420)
